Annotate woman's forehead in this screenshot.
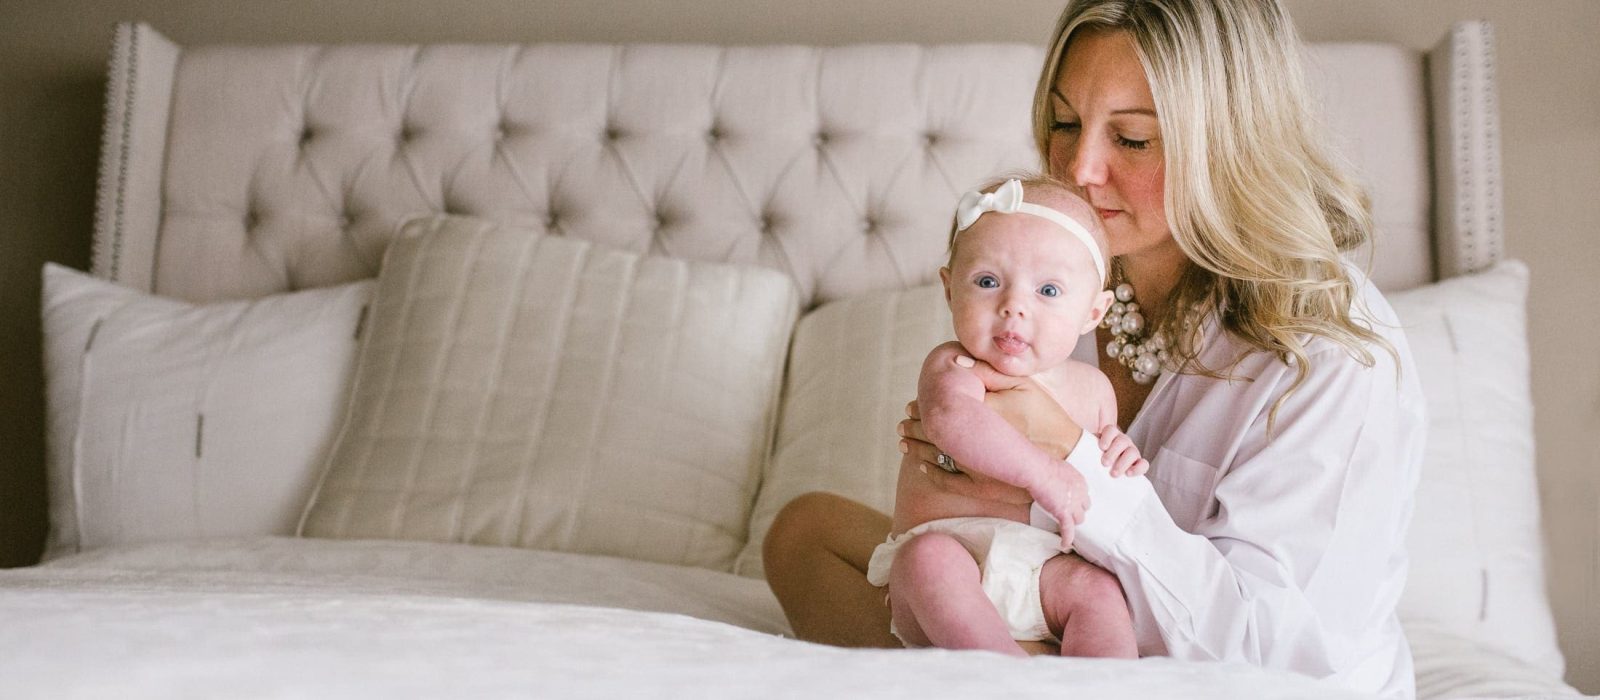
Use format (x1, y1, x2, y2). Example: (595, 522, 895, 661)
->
(1052, 29, 1154, 111)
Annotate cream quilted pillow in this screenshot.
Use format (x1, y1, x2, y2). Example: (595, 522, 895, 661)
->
(299, 216, 799, 572)
(735, 284, 951, 577)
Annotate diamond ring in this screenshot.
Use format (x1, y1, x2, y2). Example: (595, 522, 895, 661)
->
(935, 452, 959, 473)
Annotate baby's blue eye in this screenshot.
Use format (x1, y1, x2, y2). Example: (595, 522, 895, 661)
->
(976, 275, 999, 289)
(1039, 283, 1061, 298)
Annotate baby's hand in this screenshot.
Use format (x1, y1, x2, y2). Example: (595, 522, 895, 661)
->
(1029, 463, 1088, 551)
(1098, 426, 1148, 477)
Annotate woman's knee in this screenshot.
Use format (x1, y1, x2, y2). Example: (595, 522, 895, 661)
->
(764, 492, 841, 560)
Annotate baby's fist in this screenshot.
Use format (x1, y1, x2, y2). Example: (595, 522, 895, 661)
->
(1098, 427, 1149, 477)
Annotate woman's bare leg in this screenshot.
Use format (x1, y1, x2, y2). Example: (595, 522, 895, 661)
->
(762, 492, 899, 648)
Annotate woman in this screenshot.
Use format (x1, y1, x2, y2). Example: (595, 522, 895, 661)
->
(762, 1, 1425, 698)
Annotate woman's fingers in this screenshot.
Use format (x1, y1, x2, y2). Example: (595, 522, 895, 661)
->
(904, 451, 974, 492)
(897, 418, 930, 446)
(904, 400, 921, 420)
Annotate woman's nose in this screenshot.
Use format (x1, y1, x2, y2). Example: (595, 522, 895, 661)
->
(1061, 138, 1109, 189)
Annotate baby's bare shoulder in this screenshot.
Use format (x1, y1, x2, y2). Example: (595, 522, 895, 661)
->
(1036, 360, 1116, 431)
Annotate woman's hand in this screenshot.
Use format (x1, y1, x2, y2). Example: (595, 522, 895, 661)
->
(899, 403, 1033, 505)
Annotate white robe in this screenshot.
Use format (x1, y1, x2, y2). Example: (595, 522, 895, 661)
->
(1049, 269, 1426, 700)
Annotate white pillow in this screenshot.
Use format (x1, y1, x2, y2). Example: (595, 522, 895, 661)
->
(40, 263, 372, 560)
(1386, 259, 1565, 678)
(299, 216, 799, 573)
(736, 284, 951, 577)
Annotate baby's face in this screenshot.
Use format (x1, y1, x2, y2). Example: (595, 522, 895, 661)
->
(942, 201, 1110, 378)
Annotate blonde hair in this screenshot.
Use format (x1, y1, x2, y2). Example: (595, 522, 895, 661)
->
(1033, 0, 1391, 421)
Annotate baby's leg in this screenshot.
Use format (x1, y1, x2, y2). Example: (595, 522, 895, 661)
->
(1039, 553, 1137, 658)
(888, 532, 1026, 656)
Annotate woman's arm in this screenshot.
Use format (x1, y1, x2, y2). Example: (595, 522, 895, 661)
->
(1065, 343, 1424, 695)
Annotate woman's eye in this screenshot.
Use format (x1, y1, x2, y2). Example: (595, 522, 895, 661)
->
(976, 275, 999, 289)
(1039, 283, 1061, 298)
(1116, 135, 1152, 150)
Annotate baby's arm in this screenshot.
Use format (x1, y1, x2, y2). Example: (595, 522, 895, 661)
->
(917, 342, 1087, 543)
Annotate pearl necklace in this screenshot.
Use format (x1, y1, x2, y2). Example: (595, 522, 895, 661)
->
(1102, 281, 1170, 385)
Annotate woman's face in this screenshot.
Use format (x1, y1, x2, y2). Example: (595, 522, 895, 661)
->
(1046, 29, 1173, 259)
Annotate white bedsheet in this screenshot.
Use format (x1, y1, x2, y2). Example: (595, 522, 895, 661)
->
(2, 537, 1374, 699)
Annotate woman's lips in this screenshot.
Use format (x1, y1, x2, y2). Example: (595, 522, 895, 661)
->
(1097, 208, 1122, 220)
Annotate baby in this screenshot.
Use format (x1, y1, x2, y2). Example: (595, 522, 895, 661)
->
(867, 176, 1148, 657)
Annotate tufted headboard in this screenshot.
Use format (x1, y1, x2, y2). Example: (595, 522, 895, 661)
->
(92, 22, 1502, 305)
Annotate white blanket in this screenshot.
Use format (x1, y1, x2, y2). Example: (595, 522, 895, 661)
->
(0, 537, 1374, 699)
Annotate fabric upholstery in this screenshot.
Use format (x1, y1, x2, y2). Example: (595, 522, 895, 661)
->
(1303, 43, 1433, 290)
(92, 22, 179, 293)
(298, 216, 799, 572)
(39, 263, 371, 560)
(93, 26, 1503, 302)
(1429, 21, 1505, 278)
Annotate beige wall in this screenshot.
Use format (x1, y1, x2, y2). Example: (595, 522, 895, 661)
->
(1, 0, 1595, 690)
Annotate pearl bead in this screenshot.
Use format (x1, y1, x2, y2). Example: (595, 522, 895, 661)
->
(1150, 332, 1168, 350)
(1125, 302, 1139, 314)
(1120, 343, 1138, 360)
(1136, 354, 1160, 375)
(1122, 311, 1144, 335)
(1132, 370, 1153, 385)
(1110, 302, 1126, 316)
(1115, 283, 1134, 303)
(1106, 339, 1123, 358)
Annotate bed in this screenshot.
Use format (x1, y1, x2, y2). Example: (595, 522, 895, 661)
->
(4, 19, 1587, 699)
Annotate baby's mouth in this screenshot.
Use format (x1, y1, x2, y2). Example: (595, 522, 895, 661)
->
(993, 332, 1029, 355)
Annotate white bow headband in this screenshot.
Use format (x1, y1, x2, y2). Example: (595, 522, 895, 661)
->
(955, 179, 1107, 283)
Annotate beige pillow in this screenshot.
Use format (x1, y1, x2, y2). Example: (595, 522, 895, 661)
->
(735, 283, 950, 577)
(40, 263, 372, 559)
(299, 216, 800, 572)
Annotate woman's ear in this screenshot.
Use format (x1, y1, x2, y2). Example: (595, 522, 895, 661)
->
(1081, 289, 1114, 334)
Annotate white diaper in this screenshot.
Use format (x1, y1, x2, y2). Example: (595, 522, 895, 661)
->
(866, 516, 1065, 644)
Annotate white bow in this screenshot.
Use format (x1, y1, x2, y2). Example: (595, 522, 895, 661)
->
(955, 178, 1025, 232)
(950, 178, 1107, 282)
